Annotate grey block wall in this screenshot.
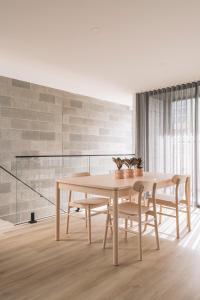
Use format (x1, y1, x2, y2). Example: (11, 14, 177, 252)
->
(0, 76, 132, 223)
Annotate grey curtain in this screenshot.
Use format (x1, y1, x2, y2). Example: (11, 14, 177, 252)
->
(136, 82, 200, 206)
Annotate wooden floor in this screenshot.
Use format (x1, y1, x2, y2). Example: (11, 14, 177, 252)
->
(1, 209, 200, 300)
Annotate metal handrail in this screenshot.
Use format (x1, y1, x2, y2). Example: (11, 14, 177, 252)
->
(16, 153, 134, 158)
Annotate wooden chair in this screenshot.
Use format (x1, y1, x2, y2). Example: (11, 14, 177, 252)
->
(147, 175, 191, 239)
(66, 172, 110, 244)
(103, 181, 159, 261)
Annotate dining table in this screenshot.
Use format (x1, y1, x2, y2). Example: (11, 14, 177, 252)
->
(55, 172, 189, 265)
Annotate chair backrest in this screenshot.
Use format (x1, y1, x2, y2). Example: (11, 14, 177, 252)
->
(133, 181, 155, 193)
(133, 180, 157, 208)
(171, 175, 189, 203)
(68, 172, 90, 201)
(172, 175, 187, 185)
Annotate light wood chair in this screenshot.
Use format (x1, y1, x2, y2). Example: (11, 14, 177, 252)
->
(147, 175, 191, 239)
(66, 172, 110, 244)
(103, 181, 159, 261)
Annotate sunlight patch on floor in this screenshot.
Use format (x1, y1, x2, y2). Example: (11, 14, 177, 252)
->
(1, 206, 200, 253)
(145, 208, 200, 252)
(73, 206, 200, 252)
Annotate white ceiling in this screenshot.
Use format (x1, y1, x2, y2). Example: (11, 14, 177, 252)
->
(0, 0, 200, 105)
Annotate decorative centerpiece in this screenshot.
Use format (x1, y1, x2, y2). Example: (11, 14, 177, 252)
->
(112, 156, 144, 179)
(124, 157, 137, 178)
(135, 157, 144, 176)
(112, 157, 124, 179)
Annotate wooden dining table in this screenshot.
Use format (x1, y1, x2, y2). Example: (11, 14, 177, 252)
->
(55, 172, 180, 266)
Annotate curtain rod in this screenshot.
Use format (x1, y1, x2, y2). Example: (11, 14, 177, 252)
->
(137, 80, 200, 95)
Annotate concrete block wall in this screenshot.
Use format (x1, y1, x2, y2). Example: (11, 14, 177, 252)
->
(0, 76, 132, 223)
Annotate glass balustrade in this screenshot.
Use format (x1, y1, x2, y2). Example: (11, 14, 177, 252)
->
(0, 154, 134, 224)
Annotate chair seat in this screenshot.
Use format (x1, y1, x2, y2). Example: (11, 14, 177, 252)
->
(110, 202, 149, 216)
(69, 197, 109, 208)
(148, 194, 176, 207)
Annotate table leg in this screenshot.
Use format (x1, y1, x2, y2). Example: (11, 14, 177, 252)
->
(113, 190, 119, 266)
(56, 182, 60, 241)
(187, 177, 191, 231)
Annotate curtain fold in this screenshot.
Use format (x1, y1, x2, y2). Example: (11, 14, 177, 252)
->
(136, 93, 149, 170)
(136, 82, 199, 205)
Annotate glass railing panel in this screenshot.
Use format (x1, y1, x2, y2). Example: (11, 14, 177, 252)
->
(16, 178, 56, 224)
(62, 156, 89, 178)
(61, 156, 89, 207)
(1, 154, 134, 224)
(89, 154, 134, 175)
(13, 154, 134, 223)
(16, 156, 63, 207)
(16, 156, 90, 214)
(0, 167, 17, 223)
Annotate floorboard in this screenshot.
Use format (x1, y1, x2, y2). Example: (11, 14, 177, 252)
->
(0, 209, 200, 300)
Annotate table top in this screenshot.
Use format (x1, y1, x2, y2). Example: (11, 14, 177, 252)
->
(57, 172, 174, 191)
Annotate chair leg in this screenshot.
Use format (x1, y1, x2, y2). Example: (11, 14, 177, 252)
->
(85, 209, 88, 228)
(143, 213, 148, 233)
(125, 218, 128, 240)
(176, 205, 180, 239)
(159, 205, 162, 225)
(109, 215, 113, 235)
(103, 211, 110, 248)
(186, 203, 191, 232)
(143, 200, 150, 232)
(88, 206, 91, 244)
(138, 219, 142, 261)
(107, 203, 113, 235)
(66, 206, 71, 234)
(154, 214, 160, 250)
